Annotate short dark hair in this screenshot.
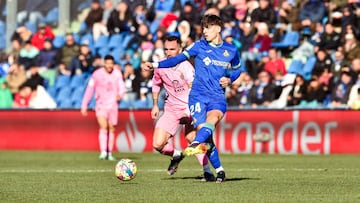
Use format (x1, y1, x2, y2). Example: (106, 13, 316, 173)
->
(164, 35, 181, 45)
(201, 14, 223, 28)
(104, 55, 114, 61)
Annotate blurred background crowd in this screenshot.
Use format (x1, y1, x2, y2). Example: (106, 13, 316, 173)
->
(0, 0, 360, 110)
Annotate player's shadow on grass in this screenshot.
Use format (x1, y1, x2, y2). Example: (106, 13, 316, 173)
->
(164, 176, 259, 182)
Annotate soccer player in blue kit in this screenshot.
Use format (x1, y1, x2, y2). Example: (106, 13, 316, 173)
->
(143, 14, 247, 183)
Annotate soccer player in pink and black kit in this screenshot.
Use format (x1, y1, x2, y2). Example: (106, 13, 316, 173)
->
(81, 55, 126, 161)
(151, 35, 215, 181)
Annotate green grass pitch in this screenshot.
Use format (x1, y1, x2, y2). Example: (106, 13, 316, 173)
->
(0, 151, 359, 203)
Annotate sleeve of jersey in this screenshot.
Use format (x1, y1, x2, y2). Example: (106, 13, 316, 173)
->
(152, 69, 162, 93)
(81, 77, 95, 109)
(117, 71, 126, 99)
(230, 56, 247, 83)
(153, 42, 198, 68)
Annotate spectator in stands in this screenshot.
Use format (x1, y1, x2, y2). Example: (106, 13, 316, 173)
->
(123, 0, 147, 12)
(244, 22, 272, 78)
(217, 0, 236, 23)
(57, 33, 80, 75)
(16, 0, 57, 26)
(30, 23, 55, 51)
(278, 0, 300, 31)
(12, 85, 32, 108)
(287, 74, 306, 106)
(264, 48, 287, 78)
(250, 0, 277, 29)
(0, 78, 13, 108)
(329, 71, 353, 108)
(36, 38, 59, 70)
(68, 44, 94, 76)
(332, 50, 349, 82)
(340, 33, 360, 62)
(227, 72, 253, 108)
(348, 86, 360, 109)
(350, 58, 360, 82)
(11, 26, 32, 45)
(229, 0, 247, 22)
(298, 76, 326, 108)
(239, 22, 255, 58)
(298, 0, 326, 33)
(178, 1, 201, 34)
(316, 23, 341, 54)
(122, 63, 140, 107)
(84, 0, 104, 36)
(312, 49, 334, 77)
(35, 38, 59, 86)
(7, 39, 22, 65)
(126, 23, 151, 50)
(18, 40, 39, 70)
(22, 64, 45, 90)
(5, 63, 27, 97)
(134, 68, 153, 108)
(107, 1, 133, 35)
(92, 0, 113, 41)
(248, 70, 275, 108)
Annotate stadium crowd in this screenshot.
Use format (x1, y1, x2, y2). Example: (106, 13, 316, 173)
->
(0, 0, 360, 110)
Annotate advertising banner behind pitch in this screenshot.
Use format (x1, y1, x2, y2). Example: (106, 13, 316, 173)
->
(0, 110, 359, 154)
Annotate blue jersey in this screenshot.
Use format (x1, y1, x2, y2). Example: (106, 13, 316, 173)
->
(157, 39, 245, 97)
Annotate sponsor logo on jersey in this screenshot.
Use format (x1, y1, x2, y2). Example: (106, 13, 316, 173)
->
(223, 50, 229, 57)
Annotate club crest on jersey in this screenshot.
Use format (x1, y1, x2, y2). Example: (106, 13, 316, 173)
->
(223, 50, 229, 57)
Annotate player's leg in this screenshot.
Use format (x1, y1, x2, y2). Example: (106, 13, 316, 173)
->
(105, 108, 119, 161)
(184, 123, 215, 181)
(184, 97, 210, 156)
(153, 110, 183, 175)
(206, 136, 226, 183)
(96, 115, 109, 160)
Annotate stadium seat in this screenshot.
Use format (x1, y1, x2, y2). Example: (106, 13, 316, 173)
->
(111, 48, 124, 65)
(24, 21, 37, 34)
(71, 85, 85, 105)
(287, 59, 303, 75)
(302, 56, 317, 80)
(58, 98, 73, 109)
(108, 34, 123, 50)
(97, 47, 110, 58)
(80, 33, 94, 46)
(69, 74, 85, 90)
(56, 86, 72, 105)
(46, 85, 58, 100)
(53, 35, 65, 48)
(44, 7, 59, 25)
(94, 35, 109, 50)
(54, 75, 71, 90)
(271, 31, 300, 48)
(0, 20, 5, 35)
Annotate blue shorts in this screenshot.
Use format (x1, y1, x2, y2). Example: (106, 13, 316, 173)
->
(188, 92, 226, 128)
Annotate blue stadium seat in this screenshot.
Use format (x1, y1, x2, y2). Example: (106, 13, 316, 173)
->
(53, 35, 65, 48)
(71, 85, 86, 105)
(69, 74, 85, 90)
(44, 7, 59, 24)
(56, 86, 72, 105)
(46, 85, 58, 100)
(271, 31, 300, 48)
(24, 21, 37, 34)
(54, 75, 71, 90)
(58, 98, 73, 109)
(108, 34, 123, 50)
(97, 47, 110, 58)
(287, 59, 304, 75)
(302, 56, 317, 80)
(0, 20, 5, 35)
(80, 33, 94, 46)
(112, 48, 124, 65)
(94, 35, 109, 50)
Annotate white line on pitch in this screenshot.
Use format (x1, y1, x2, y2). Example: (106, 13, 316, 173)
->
(0, 168, 358, 173)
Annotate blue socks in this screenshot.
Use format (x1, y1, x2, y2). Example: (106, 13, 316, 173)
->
(193, 123, 215, 143)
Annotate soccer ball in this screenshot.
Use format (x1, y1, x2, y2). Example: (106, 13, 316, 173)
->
(115, 158, 137, 181)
